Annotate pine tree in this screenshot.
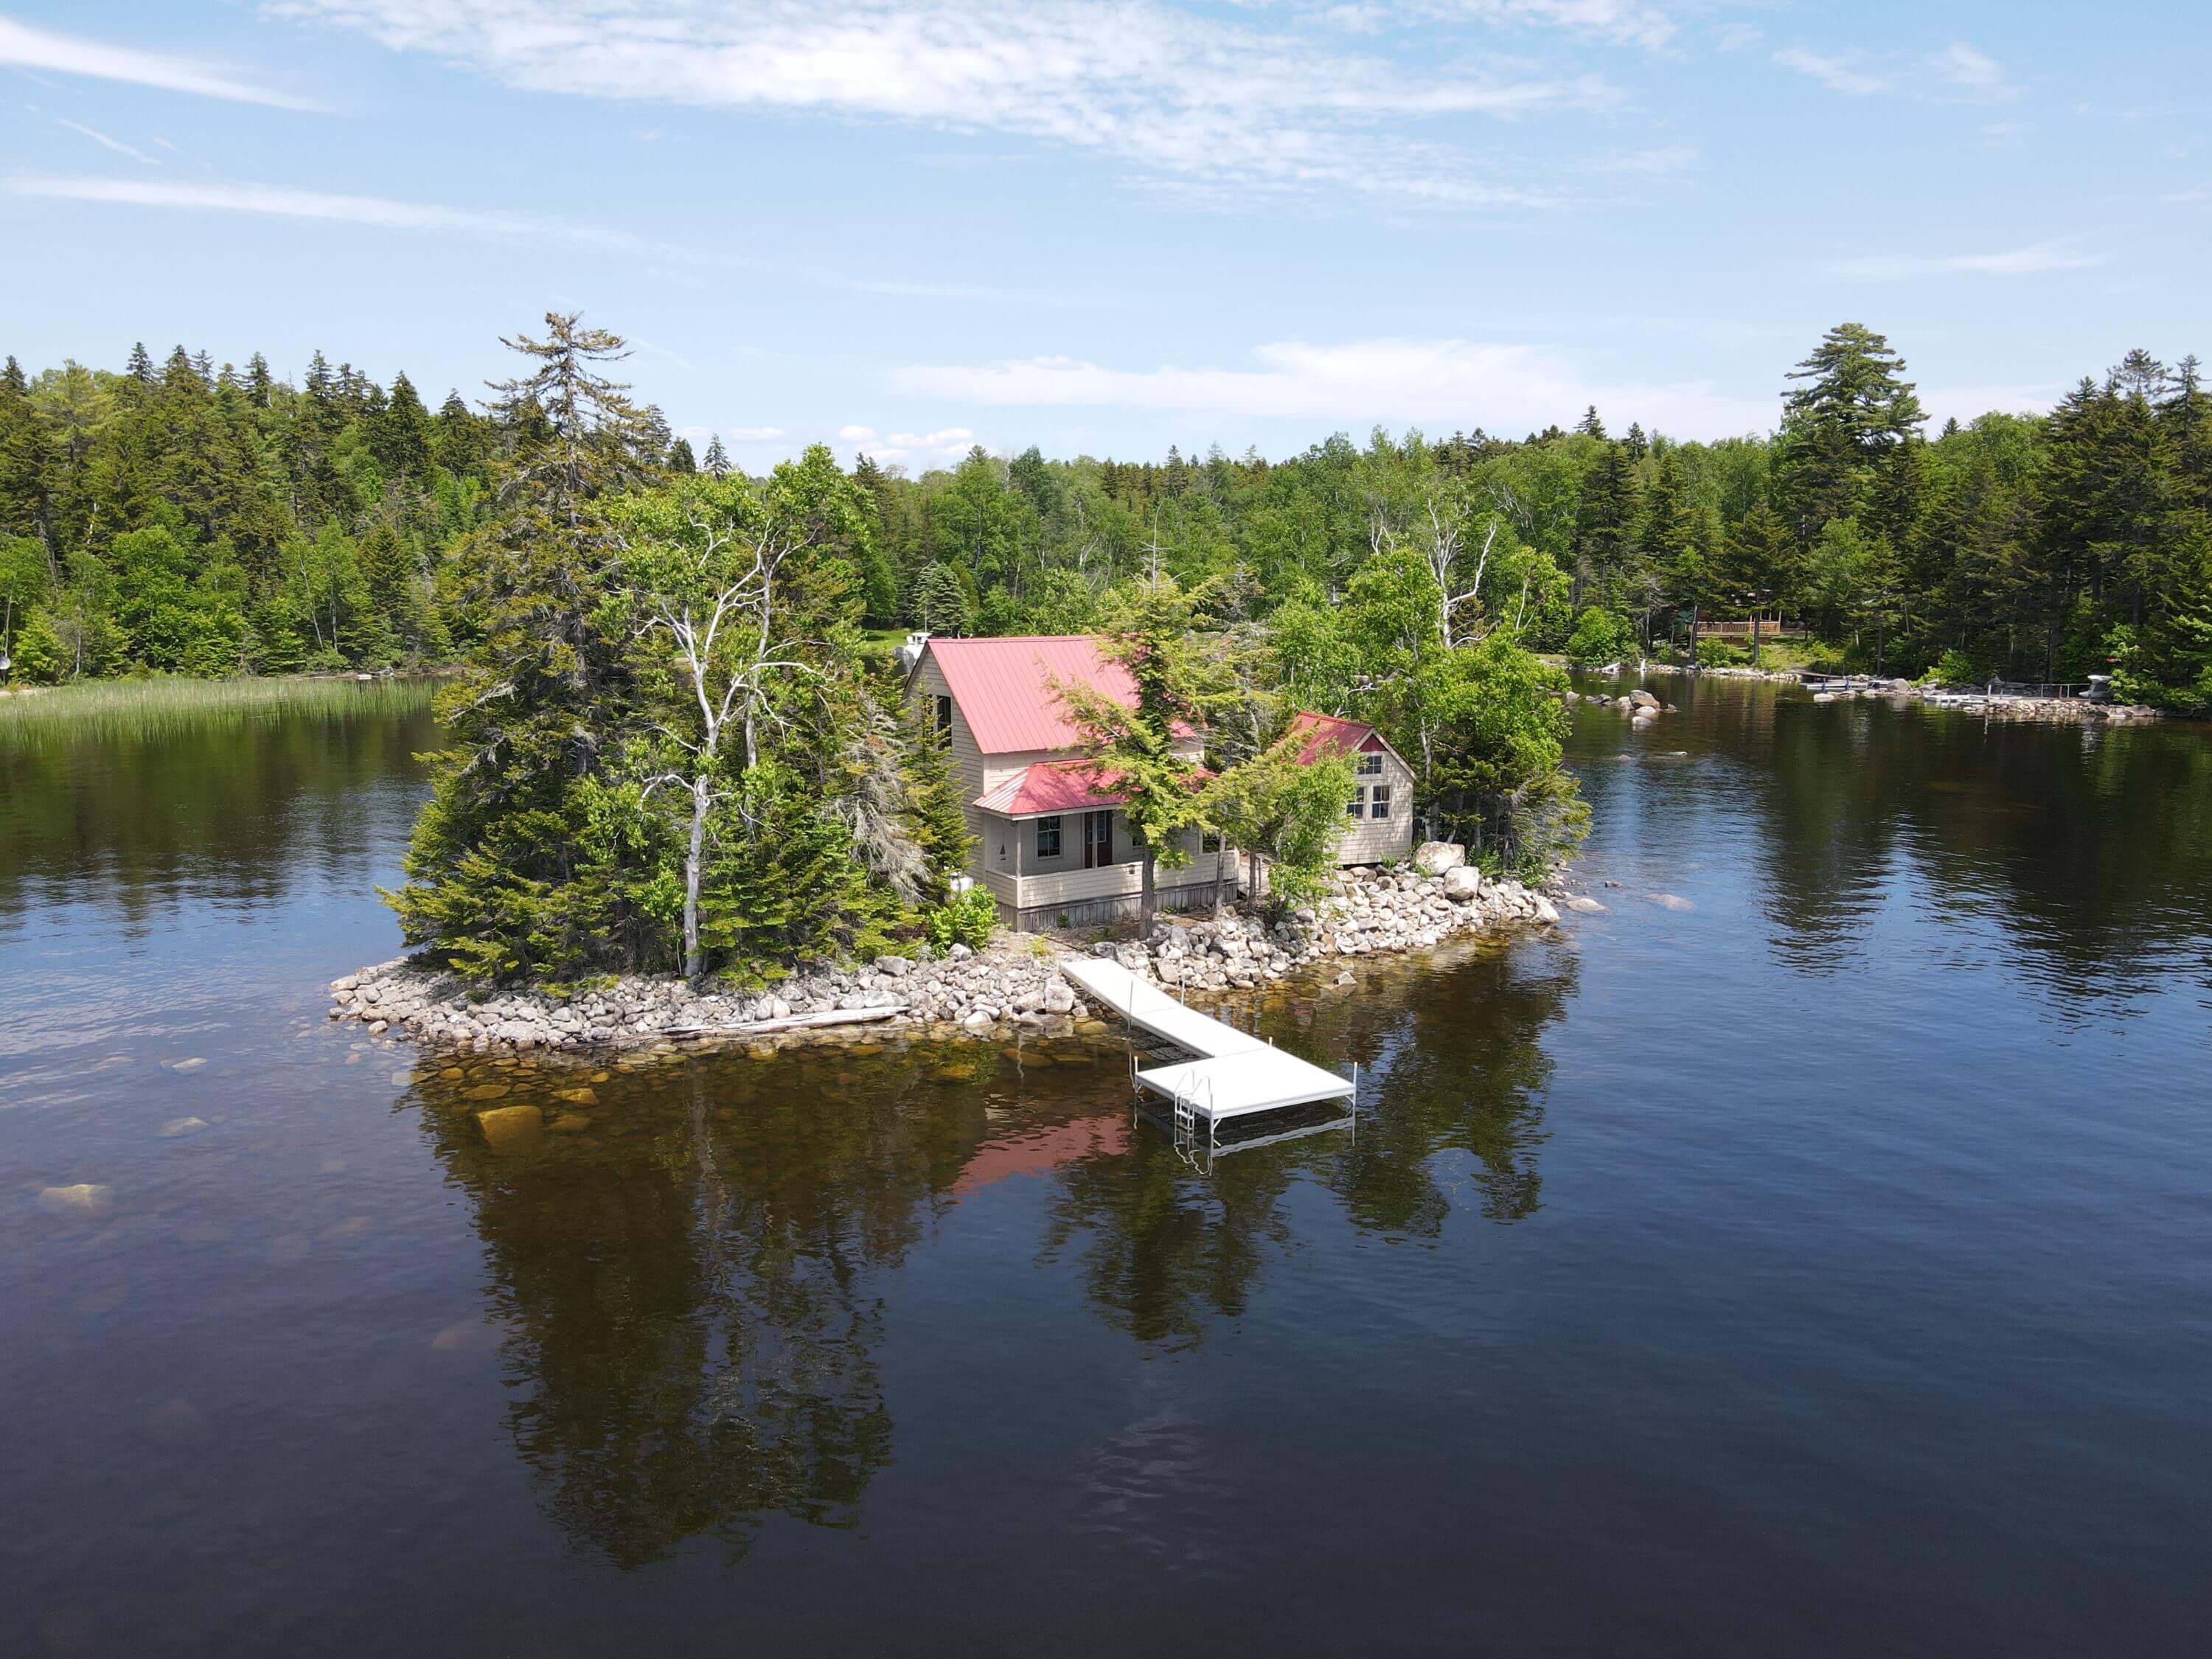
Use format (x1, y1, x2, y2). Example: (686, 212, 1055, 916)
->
(1777, 322, 1926, 538)
(390, 313, 662, 979)
(701, 435, 730, 477)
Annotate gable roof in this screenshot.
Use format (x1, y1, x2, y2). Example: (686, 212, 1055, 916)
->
(914, 635, 1141, 754)
(1286, 710, 1389, 765)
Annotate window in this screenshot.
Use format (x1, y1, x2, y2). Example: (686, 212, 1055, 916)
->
(1358, 751, 1384, 776)
(1035, 815, 1062, 859)
(1347, 787, 1366, 819)
(1370, 784, 1393, 820)
(934, 695, 953, 737)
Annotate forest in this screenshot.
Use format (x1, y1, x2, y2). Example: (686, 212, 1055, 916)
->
(2, 323, 2208, 713)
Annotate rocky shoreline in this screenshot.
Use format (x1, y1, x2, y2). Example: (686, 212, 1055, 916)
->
(1582, 662, 2163, 725)
(327, 847, 1568, 1058)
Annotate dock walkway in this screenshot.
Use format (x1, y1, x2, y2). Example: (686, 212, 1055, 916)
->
(1061, 956, 1354, 1135)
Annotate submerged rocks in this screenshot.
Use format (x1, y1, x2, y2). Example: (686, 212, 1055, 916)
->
(38, 1183, 115, 1221)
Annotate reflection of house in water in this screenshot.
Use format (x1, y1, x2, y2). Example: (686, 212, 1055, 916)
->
(953, 1115, 1132, 1199)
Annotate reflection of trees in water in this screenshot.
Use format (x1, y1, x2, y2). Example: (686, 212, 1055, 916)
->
(1037, 1137, 1298, 1350)
(408, 1048, 992, 1568)
(1040, 942, 1578, 1346)
(0, 706, 436, 923)
(1303, 943, 1577, 1232)
(1735, 697, 2212, 994)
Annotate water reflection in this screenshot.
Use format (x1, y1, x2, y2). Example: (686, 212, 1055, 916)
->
(402, 1048, 989, 1566)
(1571, 674, 2212, 1005)
(0, 700, 438, 925)
(395, 939, 1581, 1557)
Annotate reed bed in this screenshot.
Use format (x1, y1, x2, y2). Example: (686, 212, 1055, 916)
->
(0, 674, 437, 745)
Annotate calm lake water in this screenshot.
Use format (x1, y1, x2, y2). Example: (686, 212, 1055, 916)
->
(4, 678, 2210, 1657)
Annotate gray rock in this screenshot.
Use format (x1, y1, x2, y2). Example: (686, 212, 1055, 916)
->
(1413, 841, 1466, 876)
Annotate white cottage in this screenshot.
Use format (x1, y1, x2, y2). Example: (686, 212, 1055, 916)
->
(907, 633, 1416, 929)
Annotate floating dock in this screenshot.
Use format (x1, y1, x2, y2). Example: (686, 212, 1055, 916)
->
(1060, 957, 1354, 1158)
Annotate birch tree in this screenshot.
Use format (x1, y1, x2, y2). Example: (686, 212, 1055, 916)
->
(611, 453, 866, 978)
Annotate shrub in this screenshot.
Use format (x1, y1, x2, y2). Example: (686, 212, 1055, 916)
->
(1694, 637, 1743, 668)
(924, 886, 997, 953)
(1565, 607, 1632, 664)
(1922, 647, 1980, 688)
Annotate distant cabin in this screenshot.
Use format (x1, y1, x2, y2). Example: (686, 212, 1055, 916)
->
(905, 633, 1416, 929)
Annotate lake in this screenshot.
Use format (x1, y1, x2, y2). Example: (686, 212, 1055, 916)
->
(4, 677, 2209, 1657)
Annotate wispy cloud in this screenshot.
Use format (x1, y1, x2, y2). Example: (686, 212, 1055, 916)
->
(1773, 47, 1887, 97)
(1930, 41, 2014, 101)
(1832, 240, 2107, 282)
(4, 173, 701, 260)
(890, 338, 1774, 441)
(0, 17, 320, 110)
(726, 425, 786, 442)
(55, 117, 159, 166)
(268, 1, 1625, 207)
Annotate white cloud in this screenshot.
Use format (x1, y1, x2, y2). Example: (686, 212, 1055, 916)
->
(838, 424, 878, 442)
(0, 17, 319, 110)
(891, 338, 1774, 441)
(268, 1, 1625, 206)
(1774, 47, 1887, 97)
(1930, 41, 2014, 100)
(1832, 240, 2107, 282)
(1920, 383, 2067, 425)
(727, 425, 786, 442)
(55, 118, 159, 166)
(4, 173, 704, 262)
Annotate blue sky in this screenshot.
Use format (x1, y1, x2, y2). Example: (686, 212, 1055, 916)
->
(3, 2, 2206, 471)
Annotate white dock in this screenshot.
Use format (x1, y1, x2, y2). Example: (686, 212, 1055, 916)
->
(1061, 956, 1354, 1133)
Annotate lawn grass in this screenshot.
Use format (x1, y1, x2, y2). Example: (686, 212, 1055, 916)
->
(0, 673, 437, 745)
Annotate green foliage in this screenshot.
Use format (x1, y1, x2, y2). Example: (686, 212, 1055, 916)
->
(924, 886, 998, 953)
(1694, 636, 1740, 668)
(1924, 647, 1982, 687)
(1565, 606, 1632, 664)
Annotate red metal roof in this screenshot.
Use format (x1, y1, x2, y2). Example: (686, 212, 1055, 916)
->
(916, 635, 1140, 754)
(975, 759, 1129, 818)
(1286, 710, 1385, 764)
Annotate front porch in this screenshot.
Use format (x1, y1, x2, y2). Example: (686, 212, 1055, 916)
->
(980, 847, 1231, 930)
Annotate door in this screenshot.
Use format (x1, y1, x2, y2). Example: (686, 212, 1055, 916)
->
(1082, 810, 1113, 869)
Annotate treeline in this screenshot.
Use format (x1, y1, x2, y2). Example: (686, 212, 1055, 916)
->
(853, 324, 2212, 712)
(0, 341, 700, 681)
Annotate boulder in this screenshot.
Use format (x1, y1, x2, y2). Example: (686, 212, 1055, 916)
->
(38, 1183, 115, 1221)
(1413, 841, 1467, 876)
(1442, 865, 1482, 903)
(478, 1105, 543, 1154)
(1630, 689, 1661, 711)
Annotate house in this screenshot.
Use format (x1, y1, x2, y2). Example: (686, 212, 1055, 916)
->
(1284, 710, 1418, 866)
(906, 633, 1416, 929)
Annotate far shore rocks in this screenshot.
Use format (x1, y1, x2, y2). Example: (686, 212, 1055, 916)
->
(328, 853, 1582, 1061)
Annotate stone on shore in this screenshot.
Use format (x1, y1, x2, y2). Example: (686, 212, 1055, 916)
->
(1413, 841, 1466, 876)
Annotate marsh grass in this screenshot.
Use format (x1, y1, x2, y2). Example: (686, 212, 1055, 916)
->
(0, 674, 438, 746)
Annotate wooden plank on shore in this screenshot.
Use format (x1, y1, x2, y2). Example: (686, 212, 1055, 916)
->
(661, 1004, 908, 1039)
